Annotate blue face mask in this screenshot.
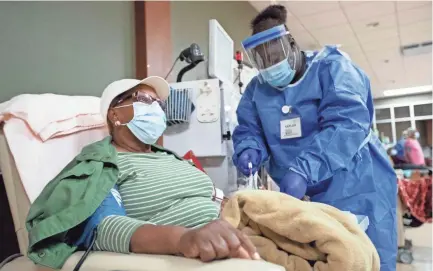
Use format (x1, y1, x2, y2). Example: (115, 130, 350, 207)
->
(260, 59, 295, 89)
(415, 132, 420, 139)
(120, 102, 167, 145)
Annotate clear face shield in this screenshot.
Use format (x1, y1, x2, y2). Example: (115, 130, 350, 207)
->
(242, 25, 299, 88)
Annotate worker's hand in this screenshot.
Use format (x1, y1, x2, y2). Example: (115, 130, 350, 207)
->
(280, 171, 308, 199)
(237, 149, 260, 176)
(176, 219, 260, 262)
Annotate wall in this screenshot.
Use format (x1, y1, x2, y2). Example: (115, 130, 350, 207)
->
(0, 2, 135, 102)
(169, 1, 258, 83)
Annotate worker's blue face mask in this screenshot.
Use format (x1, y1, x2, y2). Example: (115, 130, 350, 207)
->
(116, 102, 167, 144)
(260, 59, 295, 89)
(415, 132, 420, 139)
(242, 25, 299, 89)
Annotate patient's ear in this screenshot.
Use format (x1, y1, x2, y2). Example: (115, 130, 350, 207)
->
(107, 108, 117, 125)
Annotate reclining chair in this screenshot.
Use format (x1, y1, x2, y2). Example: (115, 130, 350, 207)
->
(0, 124, 283, 271)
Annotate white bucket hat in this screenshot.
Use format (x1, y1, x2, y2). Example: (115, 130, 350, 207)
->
(100, 76, 170, 122)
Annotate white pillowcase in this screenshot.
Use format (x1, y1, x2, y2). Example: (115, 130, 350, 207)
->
(0, 93, 105, 141)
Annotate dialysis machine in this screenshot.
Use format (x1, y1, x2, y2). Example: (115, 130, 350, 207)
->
(163, 19, 259, 195)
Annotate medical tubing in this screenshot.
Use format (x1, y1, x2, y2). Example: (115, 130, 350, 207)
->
(0, 253, 23, 269)
(72, 228, 98, 271)
(177, 63, 197, 82)
(165, 57, 180, 80)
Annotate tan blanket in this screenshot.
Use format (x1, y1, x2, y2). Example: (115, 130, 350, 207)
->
(222, 190, 380, 271)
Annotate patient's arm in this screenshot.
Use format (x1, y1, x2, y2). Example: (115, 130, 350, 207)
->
(76, 185, 186, 254)
(77, 188, 257, 260)
(74, 185, 130, 250)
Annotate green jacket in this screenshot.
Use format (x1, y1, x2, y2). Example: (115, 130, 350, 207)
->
(26, 136, 185, 269)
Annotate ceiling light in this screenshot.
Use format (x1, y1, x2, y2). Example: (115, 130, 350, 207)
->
(383, 85, 432, 97)
(401, 41, 432, 56)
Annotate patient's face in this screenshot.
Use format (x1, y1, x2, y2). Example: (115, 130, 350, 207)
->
(112, 84, 159, 124)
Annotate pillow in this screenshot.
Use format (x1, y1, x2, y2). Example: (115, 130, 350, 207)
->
(0, 93, 105, 141)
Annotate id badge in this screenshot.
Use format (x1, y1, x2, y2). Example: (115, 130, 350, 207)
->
(280, 117, 302, 139)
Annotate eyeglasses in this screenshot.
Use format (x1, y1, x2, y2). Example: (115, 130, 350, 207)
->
(116, 91, 166, 111)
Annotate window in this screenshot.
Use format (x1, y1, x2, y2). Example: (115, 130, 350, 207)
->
(373, 102, 432, 144)
(375, 108, 391, 120)
(415, 120, 431, 147)
(395, 121, 411, 139)
(394, 106, 410, 119)
(376, 123, 392, 140)
(414, 103, 432, 117)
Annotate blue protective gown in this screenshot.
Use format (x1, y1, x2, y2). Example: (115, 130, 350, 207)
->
(233, 46, 397, 271)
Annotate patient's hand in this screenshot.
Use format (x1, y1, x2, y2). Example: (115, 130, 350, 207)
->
(176, 219, 260, 262)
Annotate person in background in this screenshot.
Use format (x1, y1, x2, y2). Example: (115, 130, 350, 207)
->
(232, 5, 396, 271)
(392, 130, 408, 164)
(405, 128, 425, 166)
(26, 77, 259, 269)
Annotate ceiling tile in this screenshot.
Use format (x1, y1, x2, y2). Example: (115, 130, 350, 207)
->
(298, 9, 348, 30)
(284, 1, 340, 17)
(286, 16, 307, 33)
(339, 45, 375, 76)
(349, 14, 397, 34)
(248, 1, 273, 12)
(354, 60, 375, 79)
(339, 1, 365, 8)
(293, 33, 319, 50)
(311, 24, 358, 47)
(369, 53, 404, 76)
(340, 44, 364, 56)
(370, 79, 384, 97)
(400, 19, 432, 33)
(400, 20, 433, 45)
(397, 6, 432, 26)
(381, 77, 409, 90)
(371, 58, 406, 87)
(365, 47, 402, 62)
(404, 53, 433, 74)
(401, 30, 433, 45)
(246, 0, 431, 97)
(406, 68, 432, 84)
(371, 60, 404, 75)
(406, 77, 432, 88)
(346, 51, 368, 65)
(356, 27, 399, 44)
(361, 35, 401, 52)
(403, 53, 433, 65)
(342, 1, 395, 22)
(396, 1, 432, 11)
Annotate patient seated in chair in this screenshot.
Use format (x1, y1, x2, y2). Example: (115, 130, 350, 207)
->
(26, 77, 259, 270)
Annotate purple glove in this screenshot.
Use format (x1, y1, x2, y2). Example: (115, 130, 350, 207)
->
(237, 149, 260, 176)
(280, 171, 307, 199)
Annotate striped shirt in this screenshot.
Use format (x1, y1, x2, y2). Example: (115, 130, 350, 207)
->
(94, 152, 219, 253)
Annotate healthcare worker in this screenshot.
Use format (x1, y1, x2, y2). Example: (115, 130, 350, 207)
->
(393, 130, 408, 164)
(232, 5, 397, 271)
(404, 128, 425, 165)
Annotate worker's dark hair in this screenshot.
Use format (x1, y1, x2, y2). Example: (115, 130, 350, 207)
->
(251, 5, 287, 34)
